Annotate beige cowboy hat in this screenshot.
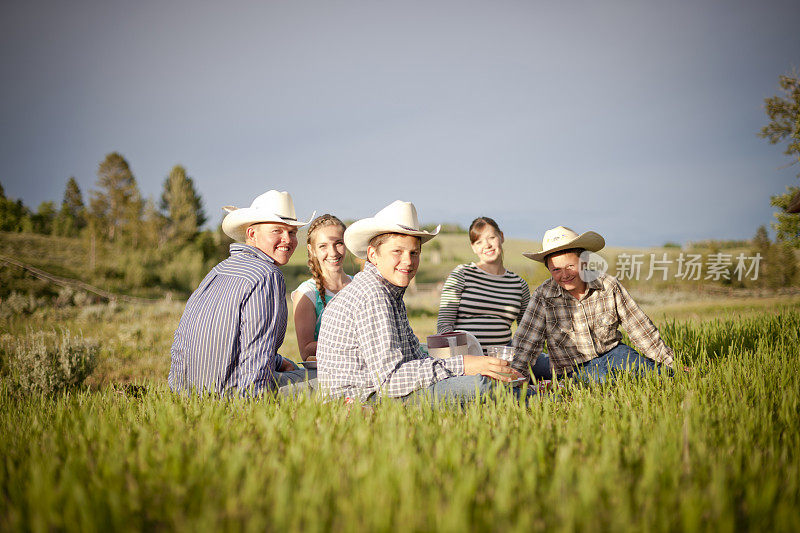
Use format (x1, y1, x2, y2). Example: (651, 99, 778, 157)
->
(344, 200, 440, 259)
(523, 226, 605, 263)
(221, 190, 315, 242)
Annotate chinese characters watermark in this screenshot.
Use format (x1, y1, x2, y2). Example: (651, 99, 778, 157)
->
(612, 253, 762, 281)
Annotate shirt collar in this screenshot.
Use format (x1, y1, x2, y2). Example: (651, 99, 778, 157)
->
(364, 261, 406, 300)
(229, 243, 276, 264)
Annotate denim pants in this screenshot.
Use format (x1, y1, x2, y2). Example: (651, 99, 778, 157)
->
(530, 352, 553, 380)
(402, 375, 536, 406)
(276, 369, 317, 396)
(571, 343, 660, 385)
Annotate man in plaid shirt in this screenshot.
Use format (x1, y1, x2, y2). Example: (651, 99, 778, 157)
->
(512, 226, 675, 383)
(317, 200, 523, 402)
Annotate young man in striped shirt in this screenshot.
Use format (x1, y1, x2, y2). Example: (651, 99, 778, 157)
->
(168, 190, 314, 397)
(317, 200, 525, 404)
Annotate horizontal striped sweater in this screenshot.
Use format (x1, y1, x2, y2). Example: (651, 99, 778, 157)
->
(436, 263, 530, 348)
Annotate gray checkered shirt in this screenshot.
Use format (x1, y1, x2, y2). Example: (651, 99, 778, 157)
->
(512, 273, 675, 376)
(317, 262, 465, 401)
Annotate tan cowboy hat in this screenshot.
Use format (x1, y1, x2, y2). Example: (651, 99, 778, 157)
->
(221, 190, 315, 242)
(523, 226, 605, 263)
(344, 200, 440, 259)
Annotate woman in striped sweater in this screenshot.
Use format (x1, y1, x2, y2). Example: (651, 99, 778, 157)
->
(437, 217, 530, 348)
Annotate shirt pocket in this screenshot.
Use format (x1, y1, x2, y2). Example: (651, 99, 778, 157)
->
(549, 317, 574, 346)
(594, 314, 620, 340)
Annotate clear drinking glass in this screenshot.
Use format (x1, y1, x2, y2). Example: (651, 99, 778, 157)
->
(486, 345, 515, 362)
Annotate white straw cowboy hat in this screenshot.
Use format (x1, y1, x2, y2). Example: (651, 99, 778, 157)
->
(344, 200, 440, 259)
(221, 190, 315, 242)
(523, 226, 605, 263)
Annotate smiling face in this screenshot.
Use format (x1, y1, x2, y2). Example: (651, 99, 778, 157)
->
(366, 234, 421, 288)
(309, 224, 346, 279)
(546, 251, 587, 298)
(470, 226, 504, 265)
(246, 222, 298, 265)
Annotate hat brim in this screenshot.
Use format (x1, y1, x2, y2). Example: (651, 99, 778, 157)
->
(344, 219, 440, 259)
(222, 208, 315, 242)
(523, 231, 605, 263)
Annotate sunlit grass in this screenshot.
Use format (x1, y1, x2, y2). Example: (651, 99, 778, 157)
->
(1, 306, 799, 531)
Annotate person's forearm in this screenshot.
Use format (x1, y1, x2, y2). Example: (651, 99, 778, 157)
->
(301, 341, 318, 361)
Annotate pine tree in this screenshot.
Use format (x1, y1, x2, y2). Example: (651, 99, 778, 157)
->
(54, 177, 86, 236)
(0, 182, 31, 232)
(752, 225, 770, 256)
(159, 165, 206, 244)
(89, 153, 143, 242)
(32, 201, 56, 234)
(760, 72, 800, 247)
(141, 197, 166, 248)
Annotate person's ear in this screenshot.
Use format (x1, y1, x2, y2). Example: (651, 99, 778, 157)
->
(499, 231, 505, 244)
(366, 245, 377, 264)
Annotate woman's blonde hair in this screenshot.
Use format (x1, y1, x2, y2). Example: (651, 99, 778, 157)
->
(306, 214, 346, 307)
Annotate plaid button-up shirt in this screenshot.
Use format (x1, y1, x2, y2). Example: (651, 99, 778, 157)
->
(317, 262, 465, 401)
(512, 273, 674, 376)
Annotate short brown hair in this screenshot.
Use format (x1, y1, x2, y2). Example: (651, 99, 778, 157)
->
(368, 232, 421, 251)
(468, 217, 502, 244)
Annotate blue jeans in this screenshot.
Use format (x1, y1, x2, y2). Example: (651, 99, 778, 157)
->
(530, 352, 552, 380)
(571, 343, 661, 385)
(276, 369, 317, 396)
(402, 375, 536, 405)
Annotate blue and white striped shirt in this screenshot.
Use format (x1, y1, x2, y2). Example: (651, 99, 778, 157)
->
(168, 243, 287, 396)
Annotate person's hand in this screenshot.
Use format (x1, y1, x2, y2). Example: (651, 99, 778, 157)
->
(463, 355, 524, 382)
(278, 356, 298, 372)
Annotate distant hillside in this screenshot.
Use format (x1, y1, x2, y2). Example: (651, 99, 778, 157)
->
(2, 230, 792, 304)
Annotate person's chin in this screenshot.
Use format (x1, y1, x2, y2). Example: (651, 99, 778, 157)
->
(272, 251, 293, 265)
(392, 271, 414, 286)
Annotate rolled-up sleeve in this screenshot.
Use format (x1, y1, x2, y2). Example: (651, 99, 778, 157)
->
(614, 282, 674, 368)
(436, 266, 465, 333)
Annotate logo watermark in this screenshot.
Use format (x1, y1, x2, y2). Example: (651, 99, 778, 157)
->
(572, 252, 763, 282)
(579, 250, 608, 282)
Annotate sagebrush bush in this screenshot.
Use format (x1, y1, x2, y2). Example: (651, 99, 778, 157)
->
(78, 301, 120, 322)
(6, 330, 98, 394)
(0, 291, 46, 317)
(55, 286, 75, 307)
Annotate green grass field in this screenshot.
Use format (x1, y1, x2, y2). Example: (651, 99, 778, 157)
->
(1, 298, 800, 531)
(2, 230, 800, 531)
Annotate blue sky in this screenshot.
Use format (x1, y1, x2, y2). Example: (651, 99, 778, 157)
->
(1, 0, 798, 246)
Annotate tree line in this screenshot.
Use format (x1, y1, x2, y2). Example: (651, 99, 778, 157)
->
(1, 152, 230, 295)
(1, 152, 209, 246)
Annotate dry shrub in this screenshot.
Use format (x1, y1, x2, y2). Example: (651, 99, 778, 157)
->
(6, 330, 98, 394)
(0, 291, 47, 317)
